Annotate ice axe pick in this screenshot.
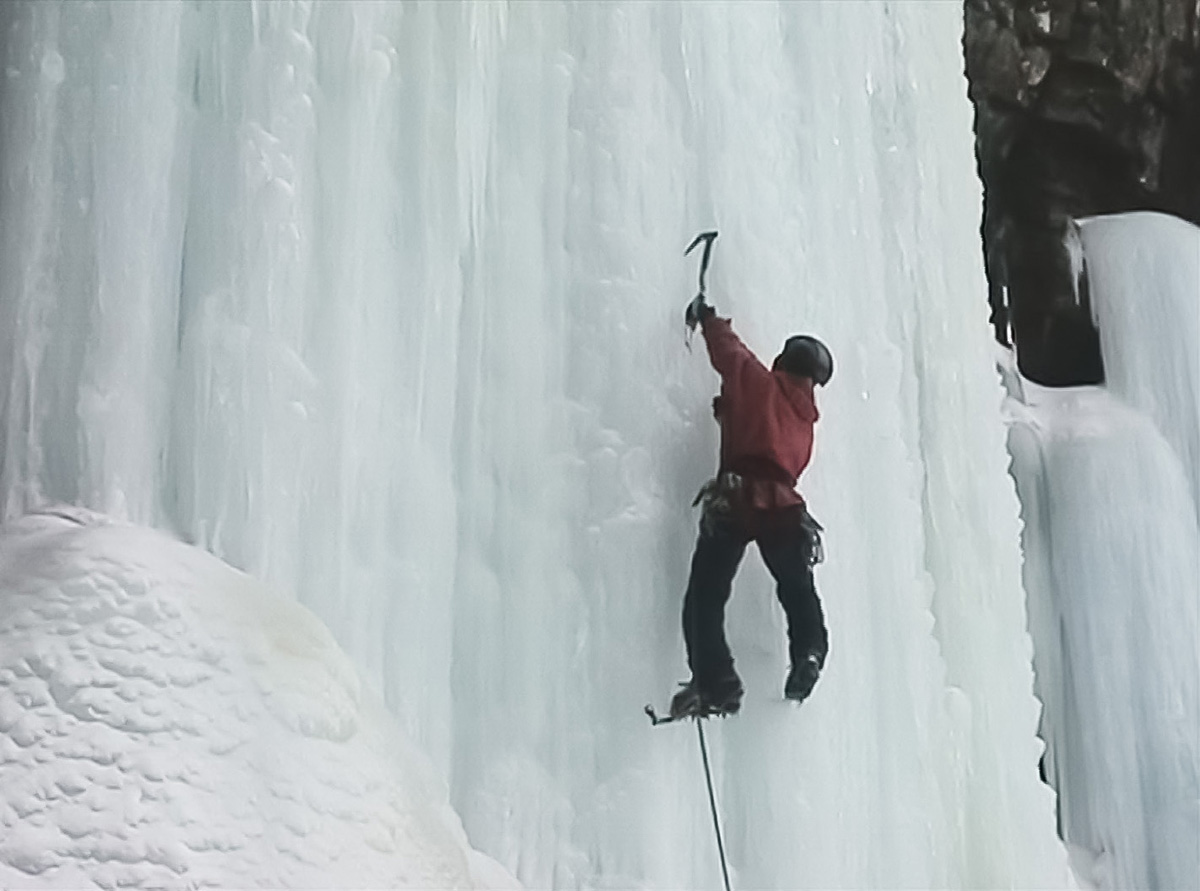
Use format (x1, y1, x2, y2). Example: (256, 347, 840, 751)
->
(684, 230, 718, 335)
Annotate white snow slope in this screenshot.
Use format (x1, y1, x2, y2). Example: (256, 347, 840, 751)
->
(0, 1, 1089, 888)
(0, 507, 514, 889)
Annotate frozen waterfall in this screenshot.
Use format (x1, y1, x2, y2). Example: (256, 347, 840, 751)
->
(1007, 213, 1200, 890)
(0, 2, 1078, 888)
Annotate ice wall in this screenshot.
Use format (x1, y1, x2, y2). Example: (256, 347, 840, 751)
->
(1007, 214, 1200, 889)
(1080, 213, 1200, 518)
(0, 2, 1071, 888)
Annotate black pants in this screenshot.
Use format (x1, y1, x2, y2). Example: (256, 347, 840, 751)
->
(682, 504, 827, 687)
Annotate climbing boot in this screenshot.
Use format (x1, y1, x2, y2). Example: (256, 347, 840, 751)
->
(702, 674, 744, 716)
(669, 674, 744, 719)
(785, 653, 823, 703)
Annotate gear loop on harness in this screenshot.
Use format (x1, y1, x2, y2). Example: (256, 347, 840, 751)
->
(693, 472, 743, 538)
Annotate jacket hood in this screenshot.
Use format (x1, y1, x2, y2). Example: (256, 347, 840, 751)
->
(773, 370, 819, 424)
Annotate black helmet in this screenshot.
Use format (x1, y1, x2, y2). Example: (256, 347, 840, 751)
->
(774, 335, 833, 386)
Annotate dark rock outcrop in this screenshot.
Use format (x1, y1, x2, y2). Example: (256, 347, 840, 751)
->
(964, 0, 1200, 386)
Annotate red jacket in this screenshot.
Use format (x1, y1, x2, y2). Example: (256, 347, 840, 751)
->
(702, 315, 818, 510)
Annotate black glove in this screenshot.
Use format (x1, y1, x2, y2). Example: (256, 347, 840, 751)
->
(684, 294, 715, 330)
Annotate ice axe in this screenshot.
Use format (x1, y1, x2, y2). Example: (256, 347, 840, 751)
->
(685, 230, 719, 296)
(684, 230, 718, 337)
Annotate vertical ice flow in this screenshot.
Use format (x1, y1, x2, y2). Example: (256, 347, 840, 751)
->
(1008, 213, 1199, 889)
(0, 2, 1073, 888)
(1081, 213, 1200, 518)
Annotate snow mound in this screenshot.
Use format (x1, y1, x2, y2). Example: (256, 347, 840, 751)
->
(0, 508, 516, 890)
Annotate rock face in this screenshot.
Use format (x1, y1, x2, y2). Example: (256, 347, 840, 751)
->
(963, 0, 1200, 385)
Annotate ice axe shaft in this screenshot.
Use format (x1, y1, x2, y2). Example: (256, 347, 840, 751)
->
(685, 231, 719, 298)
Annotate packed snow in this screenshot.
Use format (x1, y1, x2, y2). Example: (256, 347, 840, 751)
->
(10, 1, 1195, 889)
(0, 507, 514, 889)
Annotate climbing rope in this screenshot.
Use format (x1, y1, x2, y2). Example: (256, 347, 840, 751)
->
(696, 719, 732, 891)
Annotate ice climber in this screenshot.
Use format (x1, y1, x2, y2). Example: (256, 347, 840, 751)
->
(670, 294, 832, 720)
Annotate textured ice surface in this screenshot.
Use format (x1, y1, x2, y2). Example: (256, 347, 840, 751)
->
(0, 2, 1073, 888)
(0, 508, 514, 889)
(1080, 212, 1200, 515)
(1006, 214, 1200, 890)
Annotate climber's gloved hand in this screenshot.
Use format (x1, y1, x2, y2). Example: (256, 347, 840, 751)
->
(684, 294, 715, 330)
